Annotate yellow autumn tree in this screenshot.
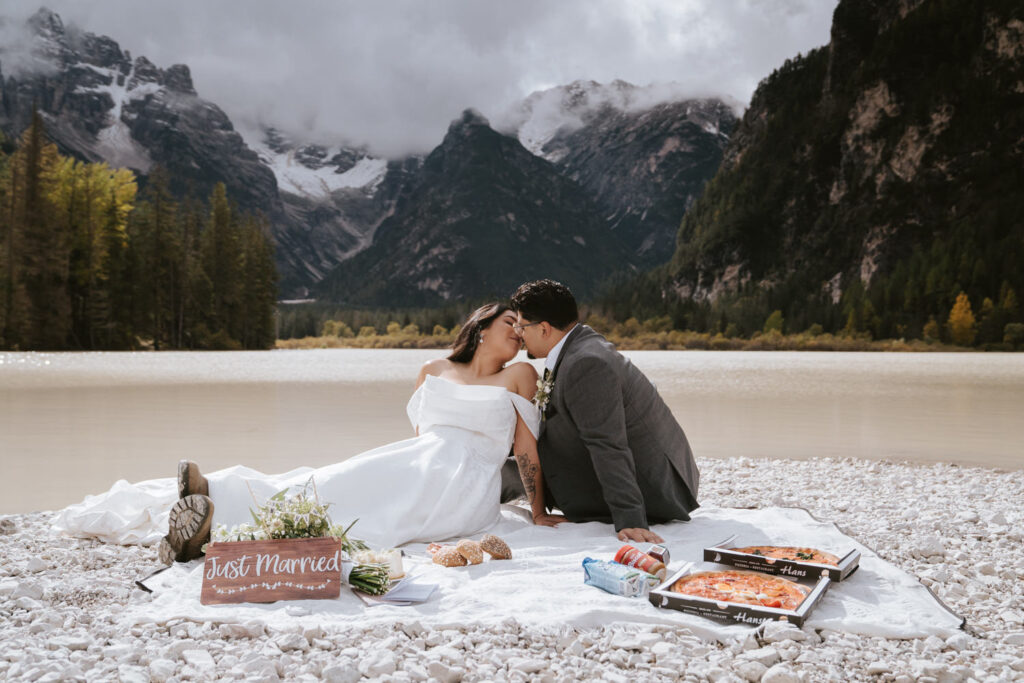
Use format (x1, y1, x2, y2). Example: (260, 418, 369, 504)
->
(947, 292, 976, 346)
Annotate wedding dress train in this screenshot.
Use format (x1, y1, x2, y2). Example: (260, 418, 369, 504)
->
(54, 375, 541, 548)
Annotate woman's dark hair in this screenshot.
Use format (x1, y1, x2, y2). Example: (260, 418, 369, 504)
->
(447, 302, 512, 363)
(509, 279, 578, 330)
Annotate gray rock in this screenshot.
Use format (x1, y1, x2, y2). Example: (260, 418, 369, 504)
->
(0, 518, 17, 535)
(867, 662, 893, 675)
(761, 664, 800, 683)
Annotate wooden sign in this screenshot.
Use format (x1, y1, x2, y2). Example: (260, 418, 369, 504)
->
(200, 537, 343, 605)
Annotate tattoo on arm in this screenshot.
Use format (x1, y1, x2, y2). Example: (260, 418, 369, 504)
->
(515, 451, 539, 504)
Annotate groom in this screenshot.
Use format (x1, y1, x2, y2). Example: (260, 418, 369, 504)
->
(507, 279, 699, 543)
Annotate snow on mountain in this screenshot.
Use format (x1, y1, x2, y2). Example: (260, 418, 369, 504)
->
(240, 126, 388, 200)
(73, 62, 159, 172)
(498, 79, 739, 161)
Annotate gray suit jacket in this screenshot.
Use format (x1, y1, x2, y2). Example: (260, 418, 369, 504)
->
(537, 325, 699, 531)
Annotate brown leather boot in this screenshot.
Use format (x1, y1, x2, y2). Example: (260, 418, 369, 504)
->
(177, 460, 209, 498)
(162, 494, 214, 563)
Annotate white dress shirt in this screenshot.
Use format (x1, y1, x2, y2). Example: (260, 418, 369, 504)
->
(544, 324, 579, 374)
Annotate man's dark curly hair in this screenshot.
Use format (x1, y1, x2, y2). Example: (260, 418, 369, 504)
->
(510, 279, 578, 330)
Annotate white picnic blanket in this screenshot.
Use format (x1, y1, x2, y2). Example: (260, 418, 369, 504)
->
(107, 500, 962, 641)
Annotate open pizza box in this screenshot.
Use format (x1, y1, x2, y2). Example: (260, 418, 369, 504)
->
(648, 561, 831, 628)
(704, 534, 861, 582)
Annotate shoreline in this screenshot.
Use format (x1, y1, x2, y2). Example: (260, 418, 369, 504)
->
(3, 456, 1022, 681)
(275, 332, 996, 353)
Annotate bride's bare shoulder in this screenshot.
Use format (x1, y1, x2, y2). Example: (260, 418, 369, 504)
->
(504, 362, 539, 399)
(416, 357, 453, 388)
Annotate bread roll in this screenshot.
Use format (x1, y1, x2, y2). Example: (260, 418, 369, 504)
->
(432, 546, 467, 567)
(456, 539, 484, 565)
(480, 534, 512, 560)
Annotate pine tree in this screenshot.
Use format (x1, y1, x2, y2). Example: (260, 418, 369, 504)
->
(17, 111, 68, 349)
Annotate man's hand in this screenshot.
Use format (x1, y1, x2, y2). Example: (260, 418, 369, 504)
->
(617, 527, 663, 543)
(532, 513, 567, 527)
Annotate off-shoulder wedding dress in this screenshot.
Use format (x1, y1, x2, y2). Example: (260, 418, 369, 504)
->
(54, 375, 541, 548)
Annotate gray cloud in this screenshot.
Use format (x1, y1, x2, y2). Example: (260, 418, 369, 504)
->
(2, 1, 837, 157)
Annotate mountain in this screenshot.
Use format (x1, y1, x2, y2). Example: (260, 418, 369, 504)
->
(0, 8, 735, 304)
(313, 110, 634, 306)
(658, 0, 1024, 340)
(243, 126, 423, 288)
(504, 81, 738, 265)
(0, 9, 308, 283)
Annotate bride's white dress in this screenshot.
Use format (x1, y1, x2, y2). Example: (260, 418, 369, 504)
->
(53, 375, 541, 548)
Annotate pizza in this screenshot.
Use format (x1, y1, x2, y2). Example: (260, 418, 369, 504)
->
(731, 546, 840, 566)
(670, 570, 809, 610)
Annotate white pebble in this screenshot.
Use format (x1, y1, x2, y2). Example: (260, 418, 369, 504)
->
(25, 557, 47, 572)
(741, 646, 781, 668)
(181, 649, 214, 670)
(274, 632, 308, 652)
(12, 581, 44, 600)
(428, 661, 461, 683)
(358, 650, 396, 678)
(761, 664, 800, 683)
(148, 659, 176, 683)
(866, 661, 892, 674)
(734, 660, 767, 681)
(507, 657, 547, 674)
(321, 662, 360, 683)
(988, 511, 1009, 526)
(762, 622, 808, 643)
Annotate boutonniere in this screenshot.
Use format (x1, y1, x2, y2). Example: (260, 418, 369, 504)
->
(533, 373, 554, 418)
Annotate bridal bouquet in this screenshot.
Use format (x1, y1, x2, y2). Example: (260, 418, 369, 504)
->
(209, 479, 389, 595)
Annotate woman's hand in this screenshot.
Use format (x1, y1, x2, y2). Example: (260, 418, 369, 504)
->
(532, 512, 567, 527)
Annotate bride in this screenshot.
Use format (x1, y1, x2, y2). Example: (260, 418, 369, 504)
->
(156, 303, 565, 563)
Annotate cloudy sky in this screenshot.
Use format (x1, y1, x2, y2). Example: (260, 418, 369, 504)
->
(5, 1, 838, 156)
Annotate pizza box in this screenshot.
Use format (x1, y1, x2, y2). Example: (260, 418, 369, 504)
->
(648, 561, 830, 628)
(704, 534, 860, 582)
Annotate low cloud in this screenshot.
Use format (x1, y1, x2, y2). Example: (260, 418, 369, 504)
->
(2, 1, 837, 157)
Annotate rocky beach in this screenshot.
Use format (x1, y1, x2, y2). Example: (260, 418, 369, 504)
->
(1, 456, 1022, 682)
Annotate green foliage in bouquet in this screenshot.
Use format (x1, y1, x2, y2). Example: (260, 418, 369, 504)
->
(210, 478, 389, 594)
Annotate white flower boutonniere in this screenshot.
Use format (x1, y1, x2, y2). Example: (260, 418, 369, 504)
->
(533, 372, 554, 418)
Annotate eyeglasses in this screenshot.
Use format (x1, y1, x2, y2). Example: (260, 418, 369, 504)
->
(512, 322, 542, 334)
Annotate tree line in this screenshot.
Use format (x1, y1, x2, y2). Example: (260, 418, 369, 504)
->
(0, 112, 277, 351)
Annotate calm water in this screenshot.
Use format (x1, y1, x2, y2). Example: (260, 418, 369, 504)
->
(1, 350, 1022, 514)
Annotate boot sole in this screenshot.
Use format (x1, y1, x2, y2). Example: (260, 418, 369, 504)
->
(157, 537, 177, 565)
(167, 494, 213, 562)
